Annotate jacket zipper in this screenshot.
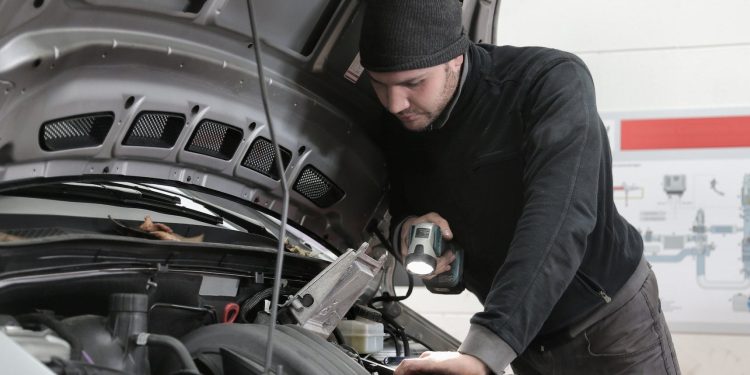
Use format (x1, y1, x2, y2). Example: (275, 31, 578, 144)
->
(575, 271, 611, 303)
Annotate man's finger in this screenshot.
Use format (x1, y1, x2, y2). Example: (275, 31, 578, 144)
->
(140, 215, 155, 231)
(424, 212, 452, 239)
(394, 358, 437, 375)
(150, 231, 176, 241)
(441, 250, 455, 260)
(423, 264, 450, 280)
(435, 261, 452, 274)
(153, 222, 174, 233)
(422, 251, 455, 280)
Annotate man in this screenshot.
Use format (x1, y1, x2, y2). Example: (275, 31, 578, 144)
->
(358, 1, 681, 374)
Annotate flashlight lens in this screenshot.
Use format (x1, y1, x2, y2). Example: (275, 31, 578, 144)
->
(406, 261, 435, 276)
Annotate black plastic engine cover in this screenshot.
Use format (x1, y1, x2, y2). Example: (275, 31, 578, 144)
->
(181, 324, 369, 375)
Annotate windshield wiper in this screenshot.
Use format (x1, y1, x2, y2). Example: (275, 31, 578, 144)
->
(99, 181, 181, 205)
(5, 182, 223, 226)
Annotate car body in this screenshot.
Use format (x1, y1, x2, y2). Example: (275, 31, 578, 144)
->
(0, 1, 498, 374)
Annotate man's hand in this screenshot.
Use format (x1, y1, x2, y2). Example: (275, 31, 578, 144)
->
(140, 215, 174, 233)
(139, 215, 204, 243)
(400, 212, 455, 279)
(394, 352, 490, 375)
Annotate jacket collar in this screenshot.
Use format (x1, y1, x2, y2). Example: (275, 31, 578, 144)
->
(428, 44, 485, 132)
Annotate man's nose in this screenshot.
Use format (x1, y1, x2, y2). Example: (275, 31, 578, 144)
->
(386, 87, 409, 114)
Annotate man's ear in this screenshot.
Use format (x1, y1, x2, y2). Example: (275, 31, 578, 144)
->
(447, 54, 464, 73)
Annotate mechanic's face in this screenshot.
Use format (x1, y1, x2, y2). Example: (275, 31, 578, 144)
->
(368, 55, 463, 132)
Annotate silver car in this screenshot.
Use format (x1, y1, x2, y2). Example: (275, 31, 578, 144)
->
(0, 0, 497, 374)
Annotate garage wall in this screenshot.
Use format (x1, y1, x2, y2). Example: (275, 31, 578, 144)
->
(400, 1, 750, 374)
(496, 0, 750, 112)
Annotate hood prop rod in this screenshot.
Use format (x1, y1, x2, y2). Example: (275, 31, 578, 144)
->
(246, 1, 291, 373)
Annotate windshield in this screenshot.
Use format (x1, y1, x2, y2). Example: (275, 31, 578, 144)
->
(0, 179, 337, 261)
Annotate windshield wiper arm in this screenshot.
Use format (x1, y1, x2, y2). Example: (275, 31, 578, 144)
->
(98, 181, 181, 205)
(5, 183, 223, 225)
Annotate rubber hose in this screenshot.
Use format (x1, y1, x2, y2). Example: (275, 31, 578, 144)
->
(135, 333, 199, 374)
(384, 327, 401, 357)
(332, 327, 345, 345)
(381, 313, 410, 357)
(401, 329, 410, 357)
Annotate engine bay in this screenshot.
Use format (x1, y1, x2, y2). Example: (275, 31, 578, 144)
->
(0, 243, 433, 375)
(4, 271, 354, 374)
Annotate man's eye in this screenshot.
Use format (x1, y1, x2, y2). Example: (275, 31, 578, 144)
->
(405, 81, 421, 88)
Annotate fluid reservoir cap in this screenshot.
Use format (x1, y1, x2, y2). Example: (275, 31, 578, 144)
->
(109, 293, 149, 313)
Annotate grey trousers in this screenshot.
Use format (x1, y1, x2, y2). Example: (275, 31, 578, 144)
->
(511, 270, 681, 375)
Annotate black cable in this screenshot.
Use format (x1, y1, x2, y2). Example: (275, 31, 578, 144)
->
(332, 327, 346, 345)
(383, 327, 401, 357)
(347, 304, 383, 322)
(367, 220, 414, 303)
(149, 303, 216, 324)
(133, 333, 199, 375)
(368, 220, 399, 259)
(338, 344, 364, 366)
(370, 274, 413, 303)
(401, 329, 410, 357)
(380, 312, 410, 357)
(239, 287, 274, 323)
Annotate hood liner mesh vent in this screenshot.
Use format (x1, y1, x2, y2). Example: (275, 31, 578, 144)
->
(123, 111, 186, 148)
(39, 112, 114, 151)
(185, 119, 243, 160)
(241, 137, 292, 180)
(293, 165, 344, 208)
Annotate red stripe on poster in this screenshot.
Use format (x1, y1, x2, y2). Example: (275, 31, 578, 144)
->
(620, 116, 750, 150)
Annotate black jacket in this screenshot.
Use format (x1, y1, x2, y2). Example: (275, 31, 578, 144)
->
(384, 44, 644, 354)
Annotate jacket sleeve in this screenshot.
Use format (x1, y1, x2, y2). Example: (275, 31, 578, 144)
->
(469, 56, 604, 353)
(459, 324, 516, 374)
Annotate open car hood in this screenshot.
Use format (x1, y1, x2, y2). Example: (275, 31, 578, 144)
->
(0, 0, 498, 250)
(0, 0, 390, 251)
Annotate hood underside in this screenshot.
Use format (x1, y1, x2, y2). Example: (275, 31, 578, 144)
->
(0, 0, 499, 250)
(0, 0, 390, 250)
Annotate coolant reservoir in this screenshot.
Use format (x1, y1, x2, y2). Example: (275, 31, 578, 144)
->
(337, 318, 385, 354)
(2, 325, 71, 362)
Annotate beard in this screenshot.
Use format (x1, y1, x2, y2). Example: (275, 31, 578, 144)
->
(400, 64, 460, 132)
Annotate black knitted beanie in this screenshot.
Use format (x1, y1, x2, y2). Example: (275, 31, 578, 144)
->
(359, 0, 470, 72)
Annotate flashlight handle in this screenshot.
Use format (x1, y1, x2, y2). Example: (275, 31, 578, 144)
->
(424, 245, 465, 295)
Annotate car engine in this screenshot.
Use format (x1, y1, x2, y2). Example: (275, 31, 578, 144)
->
(0, 244, 388, 375)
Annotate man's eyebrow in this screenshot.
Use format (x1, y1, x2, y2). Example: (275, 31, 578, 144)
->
(369, 73, 427, 86)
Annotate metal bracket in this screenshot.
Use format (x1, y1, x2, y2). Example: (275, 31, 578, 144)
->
(289, 243, 386, 337)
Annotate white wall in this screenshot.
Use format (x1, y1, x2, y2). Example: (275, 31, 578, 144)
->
(497, 0, 750, 112)
(401, 1, 750, 374)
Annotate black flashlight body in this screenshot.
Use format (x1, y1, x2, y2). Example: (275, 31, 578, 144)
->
(425, 242, 465, 294)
